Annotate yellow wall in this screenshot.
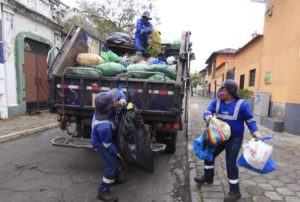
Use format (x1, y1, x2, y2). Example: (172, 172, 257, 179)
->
(259, 0, 300, 104)
(235, 37, 263, 93)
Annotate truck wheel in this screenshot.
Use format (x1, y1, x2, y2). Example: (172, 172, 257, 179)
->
(164, 132, 177, 153)
(82, 125, 91, 139)
(156, 131, 177, 154)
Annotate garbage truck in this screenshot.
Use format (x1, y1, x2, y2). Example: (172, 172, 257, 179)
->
(47, 25, 193, 154)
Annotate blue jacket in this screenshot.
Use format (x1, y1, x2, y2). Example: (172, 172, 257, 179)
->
(203, 98, 258, 139)
(91, 90, 125, 154)
(134, 18, 153, 55)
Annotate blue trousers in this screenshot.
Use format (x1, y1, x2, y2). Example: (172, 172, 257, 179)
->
(204, 137, 243, 192)
(97, 149, 120, 192)
(134, 38, 148, 57)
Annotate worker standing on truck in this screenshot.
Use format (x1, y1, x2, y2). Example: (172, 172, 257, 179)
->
(91, 88, 127, 202)
(134, 11, 153, 57)
(194, 79, 262, 202)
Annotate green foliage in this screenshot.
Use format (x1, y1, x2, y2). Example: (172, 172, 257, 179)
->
(58, 14, 98, 35)
(190, 72, 203, 88)
(237, 89, 254, 99)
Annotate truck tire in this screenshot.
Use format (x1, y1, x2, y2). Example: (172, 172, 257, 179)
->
(82, 125, 91, 139)
(165, 132, 177, 153)
(156, 131, 177, 154)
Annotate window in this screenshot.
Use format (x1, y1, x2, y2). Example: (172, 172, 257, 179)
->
(240, 74, 245, 89)
(249, 69, 256, 86)
(226, 68, 235, 80)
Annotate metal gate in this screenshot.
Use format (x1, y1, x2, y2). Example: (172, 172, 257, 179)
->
(23, 38, 50, 113)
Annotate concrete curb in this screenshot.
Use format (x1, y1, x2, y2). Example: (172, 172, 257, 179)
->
(0, 123, 58, 143)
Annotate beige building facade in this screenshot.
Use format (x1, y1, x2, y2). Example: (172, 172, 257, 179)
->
(205, 0, 300, 135)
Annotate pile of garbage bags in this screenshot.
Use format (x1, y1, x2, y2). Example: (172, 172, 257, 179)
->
(72, 49, 178, 81)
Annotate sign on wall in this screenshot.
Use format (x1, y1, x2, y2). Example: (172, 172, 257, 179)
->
(264, 71, 272, 84)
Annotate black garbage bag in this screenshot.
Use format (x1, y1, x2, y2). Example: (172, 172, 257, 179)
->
(107, 32, 132, 44)
(118, 104, 154, 172)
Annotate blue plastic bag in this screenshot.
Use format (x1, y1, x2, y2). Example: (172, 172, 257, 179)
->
(193, 130, 216, 161)
(237, 136, 276, 174)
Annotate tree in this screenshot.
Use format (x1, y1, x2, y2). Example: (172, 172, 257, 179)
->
(59, 14, 98, 36)
(190, 72, 203, 89)
(76, 0, 160, 40)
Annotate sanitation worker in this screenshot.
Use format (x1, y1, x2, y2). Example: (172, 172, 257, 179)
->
(91, 88, 127, 202)
(194, 79, 261, 202)
(134, 11, 153, 57)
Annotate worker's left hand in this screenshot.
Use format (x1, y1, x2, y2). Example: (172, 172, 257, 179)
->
(252, 131, 262, 141)
(119, 99, 127, 106)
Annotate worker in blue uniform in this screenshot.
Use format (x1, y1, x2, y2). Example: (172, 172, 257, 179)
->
(91, 88, 127, 202)
(134, 11, 153, 57)
(194, 79, 261, 202)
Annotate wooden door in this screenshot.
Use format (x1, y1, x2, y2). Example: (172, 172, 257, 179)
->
(23, 39, 49, 112)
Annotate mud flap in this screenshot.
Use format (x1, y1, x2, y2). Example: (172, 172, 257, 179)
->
(51, 136, 92, 149)
(150, 143, 166, 153)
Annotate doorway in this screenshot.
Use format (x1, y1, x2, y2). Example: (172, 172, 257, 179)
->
(23, 38, 50, 113)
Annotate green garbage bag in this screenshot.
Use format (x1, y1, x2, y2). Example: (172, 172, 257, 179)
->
(71, 66, 101, 76)
(149, 65, 177, 80)
(100, 51, 122, 62)
(93, 62, 126, 76)
(147, 74, 172, 81)
(126, 64, 155, 78)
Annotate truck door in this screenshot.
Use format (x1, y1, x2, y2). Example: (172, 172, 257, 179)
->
(23, 38, 50, 113)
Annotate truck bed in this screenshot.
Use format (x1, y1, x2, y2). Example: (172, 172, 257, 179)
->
(49, 74, 183, 122)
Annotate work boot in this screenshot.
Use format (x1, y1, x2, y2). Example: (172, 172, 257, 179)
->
(194, 175, 213, 184)
(97, 191, 118, 202)
(223, 191, 241, 202)
(112, 175, 127, 186)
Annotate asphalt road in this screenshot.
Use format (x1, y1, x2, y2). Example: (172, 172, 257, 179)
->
(0, 126, 191, 202)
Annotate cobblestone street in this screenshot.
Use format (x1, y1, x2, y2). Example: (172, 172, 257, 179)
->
(188, 95, 300, 202)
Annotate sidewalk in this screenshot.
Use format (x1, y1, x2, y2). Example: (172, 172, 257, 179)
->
(0, 111, 57, 142)
(188, 95, 300, 202)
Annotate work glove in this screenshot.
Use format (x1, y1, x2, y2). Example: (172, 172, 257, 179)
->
(204, 115, 213, 124)
(252, 131, 262, 141)
(119, 99, 127, 106)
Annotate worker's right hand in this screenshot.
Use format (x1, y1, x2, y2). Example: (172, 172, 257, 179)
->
(204, 115, 213, 124)
(252, 131, 262, 141)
